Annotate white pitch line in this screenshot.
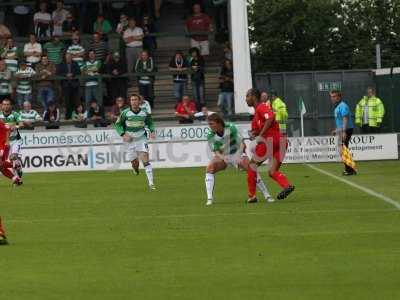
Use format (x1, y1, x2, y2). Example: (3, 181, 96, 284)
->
(306, 164, 400, 210)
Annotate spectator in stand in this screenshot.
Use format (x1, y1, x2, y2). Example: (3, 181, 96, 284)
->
(0, 23, 11, 47)
(67, 34, 85, 68)
(43, 101, 60, 129)
(87, 100, 107, 127)
(189, 47, 205, 110)
(90, 32, 108, 63)
(19, 101, 42, 129)
(109, 96, 126, 122)
(154, 0, 163, 19)
(175, 95, 196, 124)
(116, 14, 129, 34)
(135, 50, 155, 108)
(72, 103, 87, 128)
(62, 12, 79, 37)
(15, 61, 36, 107)
(105, 52, 127, 103)
(111, 3, 127, 25)
(44, 35, 65, 66)
(223, 42, 232, 60)
(83, 49, 102, 107)
(57, 53, 81, 119)
(194, 106, 215, 122)
(142, 14, 157, 55)
(13, 4, 32, 37)
(1, 38, 19, 74)
(169, 50, 189, 103)
(123, 18, 144, 73)
(139, 95, 152, 114)
(0, 60, 12, 101)
(34, 2, 52, 39)
(24, 34, 42, 67)
(93, 14, 113, 37)
(186, 3, 213, 56)
(218, 59, 234, 117)
(52, 0, 69, 36)
(35, 54, 56, 109)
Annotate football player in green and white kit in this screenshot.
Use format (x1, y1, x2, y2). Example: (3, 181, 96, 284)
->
(205, 113, 273, 206)
(0, 98, 24, 182)
(114, 94, 156, 190)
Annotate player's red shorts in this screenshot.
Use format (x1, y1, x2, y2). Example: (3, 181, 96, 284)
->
(252, 136, 288, 163)
(0, 145, 9, 163)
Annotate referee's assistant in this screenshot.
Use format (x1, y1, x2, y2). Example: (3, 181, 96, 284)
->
(330, 90, 357, 176)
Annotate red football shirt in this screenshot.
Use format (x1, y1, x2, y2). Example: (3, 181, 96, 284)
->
(176, 101, 197, 116)
(251, 102, 281, 139)
(0, 121, 10, 147)
(186, 14, 211, 41)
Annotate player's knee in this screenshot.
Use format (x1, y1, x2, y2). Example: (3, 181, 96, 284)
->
(206, 164, 215, 174)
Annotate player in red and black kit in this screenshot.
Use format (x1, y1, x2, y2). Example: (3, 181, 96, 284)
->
(245, 88, 295, 203)
(0, 120, 15, 245)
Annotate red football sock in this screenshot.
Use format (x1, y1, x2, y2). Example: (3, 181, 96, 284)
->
(247, 168, 257, 198)
(0, 217, 5, 235)
(1, 167, 14, 180)
(270, 171, 291, 189)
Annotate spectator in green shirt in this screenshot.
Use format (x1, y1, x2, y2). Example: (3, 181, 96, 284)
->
(43, 35, 65, 66)
(93, 14, 112, 37)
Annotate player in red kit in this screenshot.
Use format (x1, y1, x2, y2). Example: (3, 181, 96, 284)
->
(0, 120, 18, 245)
(245, 88, 295, 203)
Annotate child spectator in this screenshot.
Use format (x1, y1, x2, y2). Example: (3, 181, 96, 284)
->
(87, 100, 107, 127)
(72, 103, 88, 128)
(0, 60, 12, 101)
(43, 101, 60, 129)
(1, 38, 19, 74)
(67, 34, 85, 68)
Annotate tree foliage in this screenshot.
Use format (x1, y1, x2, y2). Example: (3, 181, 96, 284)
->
(249, 0, 400, 72)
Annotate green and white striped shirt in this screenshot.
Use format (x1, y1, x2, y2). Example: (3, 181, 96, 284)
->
(83, 60, 102, 86)
(67, 43, 85, 65)
(207, 122, 243, 155)
(0, 111, 22, 141)
(0, 69, 12, 95)
(114, 108, 155, 141)
(15, 67, 36, 94)
(4, 47, 19, 73)
(20, 109, 42, 122)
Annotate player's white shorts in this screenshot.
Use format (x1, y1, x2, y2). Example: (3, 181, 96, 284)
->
(125, 140, 149, 161)
(221, 152, 248, 168)
(9, 139, 22, 158)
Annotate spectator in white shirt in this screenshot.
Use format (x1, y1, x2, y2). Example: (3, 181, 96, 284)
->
(20, 101, 42, 129)
(24, 34, 42, 66)
(52, 0, 69, 36)
(34, 2, 52, 39)
(123, 18, 143, 73)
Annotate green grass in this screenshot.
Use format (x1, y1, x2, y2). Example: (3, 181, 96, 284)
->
(1, 161, 400, 300)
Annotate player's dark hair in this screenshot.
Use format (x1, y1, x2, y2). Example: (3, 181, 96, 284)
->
(207, 113, 225, 127)
(130, 93, 141, 100)
(247, 88, 261, 100)
(330, 90, 342, 98)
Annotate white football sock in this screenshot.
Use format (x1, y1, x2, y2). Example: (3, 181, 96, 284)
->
(145, 164, 154, 186)
(205, 173, 215, 200)
(257, 172, 272, 199)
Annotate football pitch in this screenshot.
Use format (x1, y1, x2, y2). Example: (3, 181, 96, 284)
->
(1, 161, 399, 300)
